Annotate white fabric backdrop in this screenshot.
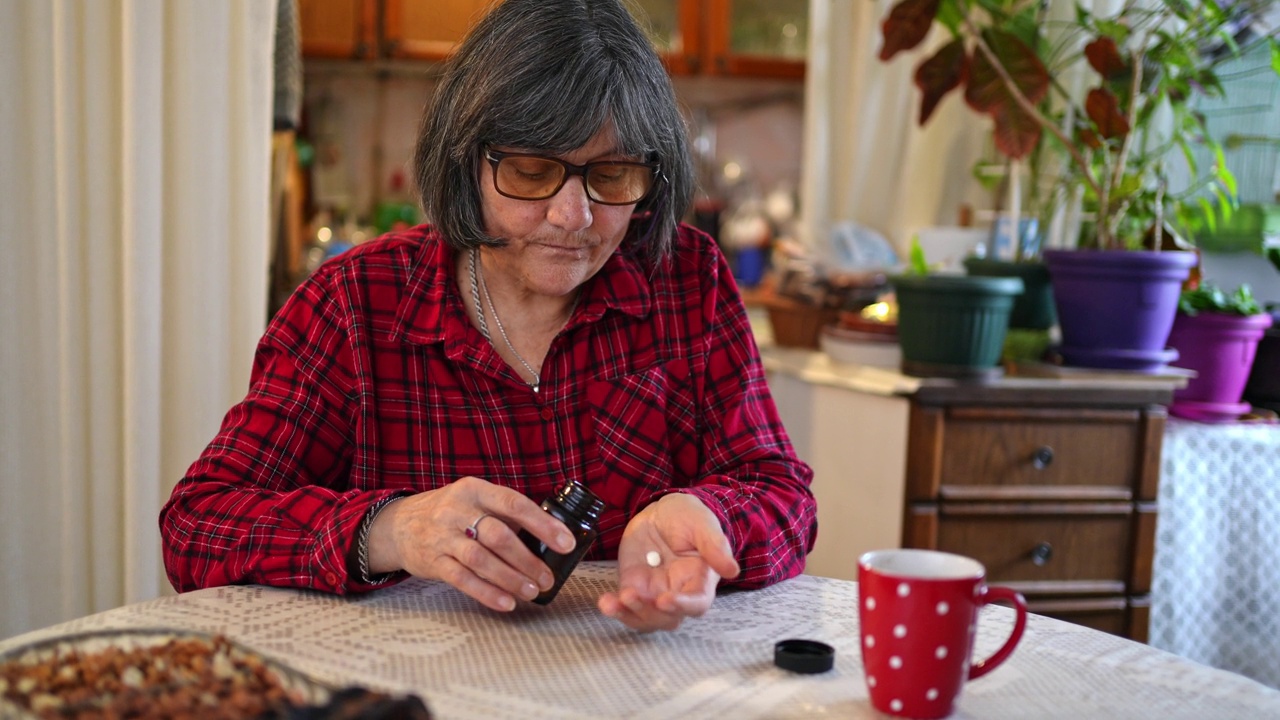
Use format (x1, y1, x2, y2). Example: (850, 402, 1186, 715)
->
(800, 0, 992, 264)
(0, 0, 276, 638)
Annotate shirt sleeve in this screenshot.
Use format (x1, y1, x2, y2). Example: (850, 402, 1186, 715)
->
(159, 271, 406, 594)
(668, 238, 818, 589)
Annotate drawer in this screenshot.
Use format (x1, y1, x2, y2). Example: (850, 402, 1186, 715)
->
(1028, 598, 1130, 638)
(1026, 596, 1149, 642)
(937, 408, 1141, 499)
(908, 502, 1134, 590)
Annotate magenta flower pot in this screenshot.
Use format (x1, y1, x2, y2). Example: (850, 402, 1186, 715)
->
(1167, 311, 1274, 422)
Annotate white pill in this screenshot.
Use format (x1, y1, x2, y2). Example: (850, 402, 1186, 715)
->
(646, 550, 661, 567)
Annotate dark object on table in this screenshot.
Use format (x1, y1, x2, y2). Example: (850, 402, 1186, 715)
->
(773, 639, 835, 674)
(267, 687, 432, 720)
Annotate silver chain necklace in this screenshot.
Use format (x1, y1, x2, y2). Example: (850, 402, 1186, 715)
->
(469, 248, 543, 393)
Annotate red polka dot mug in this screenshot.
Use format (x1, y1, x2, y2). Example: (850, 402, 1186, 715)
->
(858, 549, 1027, 719)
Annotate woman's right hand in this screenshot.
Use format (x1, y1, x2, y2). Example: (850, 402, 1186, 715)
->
(365, 476, 576, 611)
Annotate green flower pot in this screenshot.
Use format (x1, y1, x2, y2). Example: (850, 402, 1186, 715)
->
(891, 274, 1025, 379)
(963, 257, 1056, 330)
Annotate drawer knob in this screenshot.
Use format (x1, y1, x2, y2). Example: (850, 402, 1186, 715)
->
(1032, 446, 1055, 469)
(1030, 542, 1054, 566)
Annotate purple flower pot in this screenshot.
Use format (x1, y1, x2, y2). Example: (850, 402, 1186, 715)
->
(1167, 311, 1273, 422)
(1044, 250, 1197, 372)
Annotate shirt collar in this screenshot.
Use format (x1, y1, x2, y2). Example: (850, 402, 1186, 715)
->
(390, 227, 652, 347)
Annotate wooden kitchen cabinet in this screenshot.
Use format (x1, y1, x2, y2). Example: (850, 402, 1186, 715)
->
(382, 0, 494, 60)
(298, 0, 493, 61)
(902, 383, 1171, 643)
(635, 0, 808, 79)
(299, 0, 807, 78)
(298, 0, 376, 59)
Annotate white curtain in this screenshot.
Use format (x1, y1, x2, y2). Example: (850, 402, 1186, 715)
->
(0, 0, 276, 639)
(801, 0, 992, 262)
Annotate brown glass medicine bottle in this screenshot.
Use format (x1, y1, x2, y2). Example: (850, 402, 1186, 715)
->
(518, 481, 605, 605)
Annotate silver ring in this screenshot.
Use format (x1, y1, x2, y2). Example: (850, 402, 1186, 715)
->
(464, 512, 490, 541)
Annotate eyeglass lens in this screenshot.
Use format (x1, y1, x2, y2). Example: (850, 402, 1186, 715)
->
(493, 155, 654, 205)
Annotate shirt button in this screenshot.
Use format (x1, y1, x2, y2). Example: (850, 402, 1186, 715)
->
(540, 407, 553, 420)
(324, 572, 339, 586)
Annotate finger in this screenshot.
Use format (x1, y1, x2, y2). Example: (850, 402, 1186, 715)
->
(693, 530, 740, 580)
(659, 589, 716, 618)
(598, 592, 681, 632)
(618, 586, 683, 630)
(435, 555, 519, 612)
(481, 485, 576, 554)
(467, 515, 556, 595)
(451, 525, 549, 603)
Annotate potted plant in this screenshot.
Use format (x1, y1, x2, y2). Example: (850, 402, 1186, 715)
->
(891, 238, 1024, 379)
(1243, 245, 1280, 411)
(1167, 283, 1274, 421)
(879, 0, 1280, 371)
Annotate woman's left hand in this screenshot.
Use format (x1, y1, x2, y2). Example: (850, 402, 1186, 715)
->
(597, 493, 740, 632)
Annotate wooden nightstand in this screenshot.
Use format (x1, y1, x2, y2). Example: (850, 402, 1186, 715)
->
(902, 381, 1172, 642)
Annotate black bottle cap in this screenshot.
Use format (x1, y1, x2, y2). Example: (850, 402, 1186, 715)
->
(774, 639, 835, 674)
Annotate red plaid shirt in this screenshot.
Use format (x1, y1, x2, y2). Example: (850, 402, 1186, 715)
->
(161, 224, 816, 594)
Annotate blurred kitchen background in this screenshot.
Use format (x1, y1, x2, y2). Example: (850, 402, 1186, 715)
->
(275, 0, 814, 314)
(280, 0, 1280, 322)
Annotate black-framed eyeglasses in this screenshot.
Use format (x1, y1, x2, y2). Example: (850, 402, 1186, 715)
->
(484, 149, 660, 205)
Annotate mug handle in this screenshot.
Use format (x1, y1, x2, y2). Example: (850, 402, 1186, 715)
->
(967, 585, 1027, 681)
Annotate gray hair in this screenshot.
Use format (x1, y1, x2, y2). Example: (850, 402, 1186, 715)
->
(413, 0, 694, 266)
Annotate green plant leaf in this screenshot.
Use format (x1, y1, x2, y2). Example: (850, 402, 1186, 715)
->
(1271, 39, 1280, 77)
(935, 0, 965, 34)
(1266, 246, 1280, 273)
(1176, 136, 1199, 176)
(1179, 284, 1260, 316)
(1198, 196, 1217, 233)
(909, 235, 930, 275)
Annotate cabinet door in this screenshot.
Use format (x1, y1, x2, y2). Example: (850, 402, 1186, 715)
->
(298, 0, 377, 59)
(631, 0, 705, 74)
(383, 0, 496, 60)
(707, 0, 807, 79)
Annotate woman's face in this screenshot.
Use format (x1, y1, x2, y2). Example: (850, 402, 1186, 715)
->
(479, 127, 641, 299)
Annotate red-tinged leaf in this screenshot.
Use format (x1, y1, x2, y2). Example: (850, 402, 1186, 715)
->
(1084, 37, 1127, 78)
(964, 29, 1049, 113)
(990, 102, 1042, 159)
(914, 39, 968, 124)
(1079, 126, 1102, 150)
(879, 0, 941, 61)
(1086, 86, 1130, 139)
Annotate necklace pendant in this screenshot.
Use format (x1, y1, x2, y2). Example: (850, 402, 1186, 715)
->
(532, 383, 540, 394)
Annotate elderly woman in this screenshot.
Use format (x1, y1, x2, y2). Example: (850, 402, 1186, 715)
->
(161, 0, 816, 632)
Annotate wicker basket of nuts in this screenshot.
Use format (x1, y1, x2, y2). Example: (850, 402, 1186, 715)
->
(0, 628, 430, 719)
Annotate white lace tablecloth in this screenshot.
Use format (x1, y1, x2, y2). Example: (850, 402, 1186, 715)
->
(4, 563, 1278, 718)
(1151, 418, 1280, 690)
